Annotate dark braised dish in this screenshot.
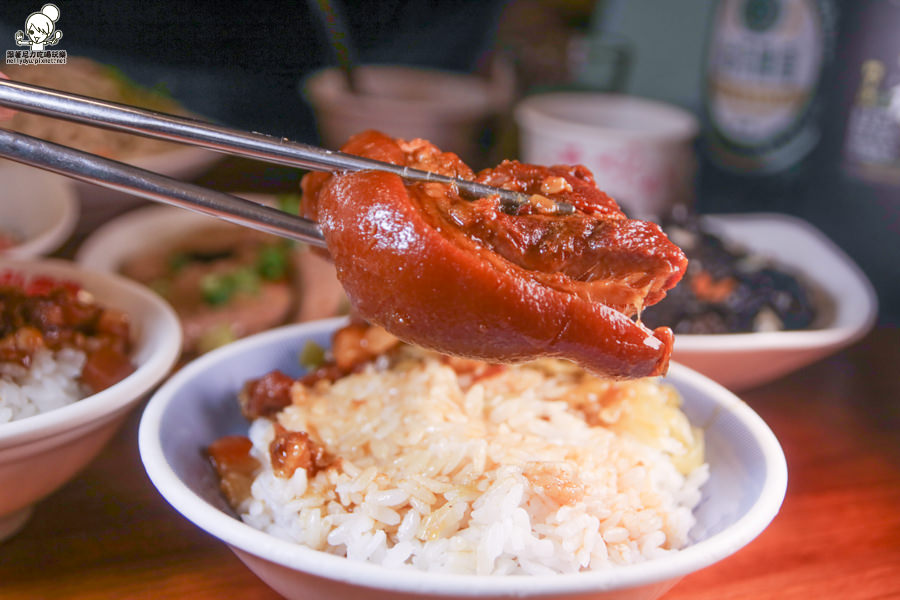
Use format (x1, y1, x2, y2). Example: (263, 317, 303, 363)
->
(0, 273, 134, 393)
(641, 214, 818, 334)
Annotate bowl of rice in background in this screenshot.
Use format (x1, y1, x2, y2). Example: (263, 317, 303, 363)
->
(0, 161, 78, 259)
(139, 317, 787, 600)
(0, 258, 181, 541)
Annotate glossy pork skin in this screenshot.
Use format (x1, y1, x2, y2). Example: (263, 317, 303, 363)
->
(302, 131, 687, 378)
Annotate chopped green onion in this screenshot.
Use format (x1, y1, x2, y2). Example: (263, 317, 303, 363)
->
(201, 268, 262, 306)
(299, 340, 326, 370)
(256, 244, 288, 280)
(200, 273, 233, 305)
(167, 251, 190, 273)
(277, 193, 302, 215)
(231, 267, 261, 294)
(196, 323, 237, 354)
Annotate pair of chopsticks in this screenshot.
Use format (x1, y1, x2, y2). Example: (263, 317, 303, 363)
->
(0, 80, 573, 249)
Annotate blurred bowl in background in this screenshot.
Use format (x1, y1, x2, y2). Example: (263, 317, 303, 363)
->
(303, 65, 502, 165)
(76, 198, 347, 360)
(0, 160, 78, 258)
(2, 57, 224, 234)
(0, 258, 181, 541)
(515, 93, 698, 219)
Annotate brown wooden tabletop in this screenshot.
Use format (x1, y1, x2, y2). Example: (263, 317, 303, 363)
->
(2, 159, 899, 599)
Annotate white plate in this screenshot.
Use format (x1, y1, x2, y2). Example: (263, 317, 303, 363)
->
(75, 200, 244, 273)
(0, 161, 78, 258)
(76, 193, 305, 274)
(669, 213, 877, 391)
(76, 199, 346, 346)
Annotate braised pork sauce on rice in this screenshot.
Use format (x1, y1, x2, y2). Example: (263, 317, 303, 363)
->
(208, 323, 708, 575)
(0, 273, 134, 423)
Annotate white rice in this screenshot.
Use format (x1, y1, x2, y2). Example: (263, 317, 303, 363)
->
(236, 353, 708, 575)
(0, 348, 88, 424)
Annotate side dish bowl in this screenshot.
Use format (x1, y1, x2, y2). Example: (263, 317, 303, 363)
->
(670, 213, 877, 391)
(76, 201, 346, 358)
(0, 258, 181, 541)
(139, 317, 787, 600)
(0, 161, 79, 259)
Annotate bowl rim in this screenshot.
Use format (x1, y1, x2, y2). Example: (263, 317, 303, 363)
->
(140, 318, 787, 596)
(669, 213, 878, 353)
(0, 169, 79, 259)
(0, 258, 182, 446)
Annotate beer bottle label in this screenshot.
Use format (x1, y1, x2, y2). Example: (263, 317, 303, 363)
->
(705, 0, 829, 173)
(842, 57, 900, 185)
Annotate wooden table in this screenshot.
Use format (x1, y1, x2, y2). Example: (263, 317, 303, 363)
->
(2, 160, 899, 599)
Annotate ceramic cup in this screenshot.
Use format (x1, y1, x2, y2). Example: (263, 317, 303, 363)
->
(515, 93, 699, 219)
(303, 65, 502, 166)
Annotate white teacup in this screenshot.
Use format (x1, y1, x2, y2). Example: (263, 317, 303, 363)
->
(515, 93, 699, 219)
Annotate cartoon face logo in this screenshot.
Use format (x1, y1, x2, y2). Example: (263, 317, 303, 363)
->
(15, 4, 63, 52)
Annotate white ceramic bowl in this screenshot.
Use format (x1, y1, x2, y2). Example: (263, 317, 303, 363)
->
(0, 161, 78, 258)
(669, 213, 877, 391)
(515, 92, 699, 219)
(76, 196, 292, 273)
(140, 318, 787, 600)
(0, 258, 181, 541)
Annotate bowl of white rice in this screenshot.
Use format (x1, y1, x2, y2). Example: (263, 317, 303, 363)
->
(140, 317, 787, 600)
(0, 258, 181, 541)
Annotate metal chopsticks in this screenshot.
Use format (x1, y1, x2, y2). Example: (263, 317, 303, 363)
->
(0, 79, 574, 215)
(0, 127, 328, 247)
